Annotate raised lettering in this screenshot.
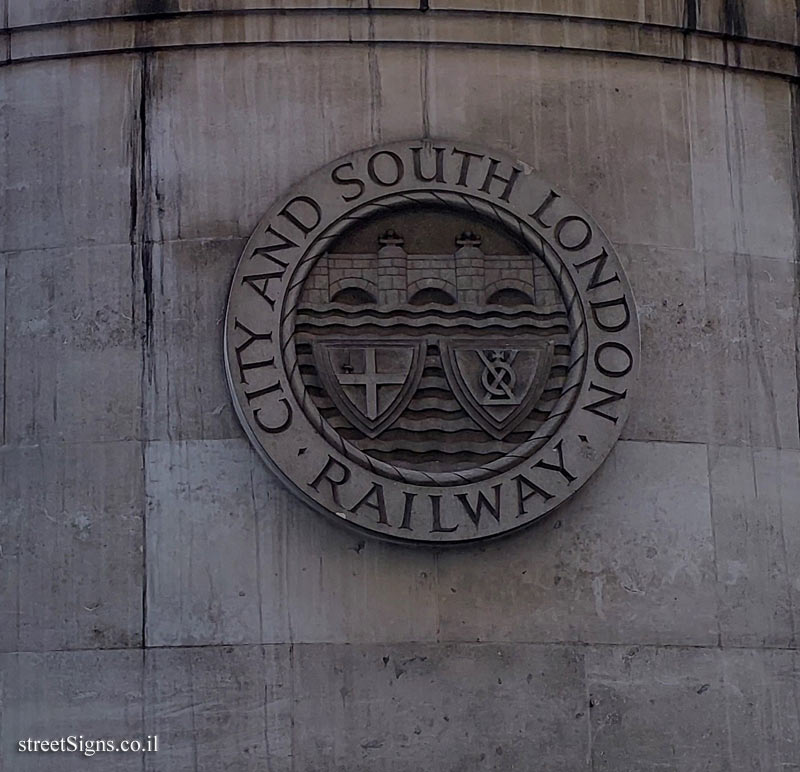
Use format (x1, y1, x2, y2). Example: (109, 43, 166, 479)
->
(582, 382, 627, 423)
(367, 151, 404, 187)
(451, 147, 484, 187)
(233, 319, 274, 384)
(530, 189, 561, 228)
(554, 215, 592, 251)
(241, 272, 283, 310)
(244, 379, 282, 403)
(399, 491, 416, 531)
(251, 225, 296, 263)
(589, 295, 631, 333)
(513, 474, 553, 517)
(595, 342, 633, 378)
(533, 439, 576, 483)
(278, 195, 322, 236)
(245, 380, 293, 434)
(479, 158, 521, 202)
(242, 227, 292, 309)
(253, 400, 292, 434)
(331, 161, 365, 202)
(411, 146, 446, 183)
(573, 248, 620, 291)
(350, 482, 389, 525)
(456, 484, 502, 527)
(244, 381, 292, 434)
(309, 456, 351, 506)
(429, 494, 458, 533)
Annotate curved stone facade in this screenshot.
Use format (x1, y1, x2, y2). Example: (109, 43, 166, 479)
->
(1, 2, 799, 769)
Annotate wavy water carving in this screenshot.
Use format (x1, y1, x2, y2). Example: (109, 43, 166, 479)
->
(295, 225, 571, 472)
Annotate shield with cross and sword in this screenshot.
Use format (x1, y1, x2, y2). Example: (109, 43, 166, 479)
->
(312, 339, 427, 438)
(440, 338, 554, 440)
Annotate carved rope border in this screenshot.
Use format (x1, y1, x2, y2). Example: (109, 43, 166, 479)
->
(280, 189, 587, 487)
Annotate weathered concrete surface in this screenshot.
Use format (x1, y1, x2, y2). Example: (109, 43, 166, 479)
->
(0, 56, 138, 253)
(4, 246, 143, 444)
(620, 247, 799, 448)
(7, 1, 798, 49)
(0, 442, 144, 652)
(721, 647, 800, 771)
(586, 645, 730, 771)
(145, 45, 424, 242)
(687, 68, 795, 260)
(709, 445, 800, 648)
(437, 440, 718, 646)
(2, 2, 800, 769)
(145, 439, 438, 646)
(5, 11, 797, 79)
(3, 644, 798, 771)
(142, 238, 244, 441)
(5, 0, 422, 27)
(0, 253, 6, 446)
(0, 649, 145, 772)
(289, 643, 589, 771)
(144, 644, 293, 772)
(586, 645, 800, 772)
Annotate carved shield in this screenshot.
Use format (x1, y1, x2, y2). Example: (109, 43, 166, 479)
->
(313, 339, 426, 438)
(441, 338, 554, 439)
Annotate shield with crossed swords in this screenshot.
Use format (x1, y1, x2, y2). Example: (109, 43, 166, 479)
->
(313, 339, 426, 439)
(440, 338, 554, 440)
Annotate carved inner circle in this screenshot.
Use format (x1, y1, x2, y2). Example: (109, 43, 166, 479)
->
(291, 205, 577, 473)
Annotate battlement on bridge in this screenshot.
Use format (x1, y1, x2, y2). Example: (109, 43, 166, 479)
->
(303, 231, 559, 307)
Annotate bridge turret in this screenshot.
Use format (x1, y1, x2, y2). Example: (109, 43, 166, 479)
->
(454, 231, 485, 306)
(377, 229, 408, 305)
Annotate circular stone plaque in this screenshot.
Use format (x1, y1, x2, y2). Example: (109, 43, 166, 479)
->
(225, 140, 639, 544)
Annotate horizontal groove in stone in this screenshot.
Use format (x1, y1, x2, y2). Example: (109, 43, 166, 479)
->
(4, 2, 798, 48)
(2, 639, 799, 656)
(0, 9, 796, 80)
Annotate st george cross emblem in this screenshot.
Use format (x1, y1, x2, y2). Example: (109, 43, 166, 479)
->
(313, 339, 426, 438)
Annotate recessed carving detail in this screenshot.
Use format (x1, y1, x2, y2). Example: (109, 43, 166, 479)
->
(225, 140, 639, 544)
(295, 217, 569, 471)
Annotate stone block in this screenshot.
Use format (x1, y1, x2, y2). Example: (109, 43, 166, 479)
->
(437, 441, 718, 646)
(587, 645, 800, 771)
(260, 472, 438, 644)
(0, 441, 143, 652)
(688, 67, 794, 259)
(703, 252, 798, 449)
(708, 445, 800, 647)
(721, 648, 800, 771)
(620, 247, 799, 448)
(290, 642, 590, 771)
(618, 245, 709, 444)
(145, 439, 263, 646)
(145, 439, 438, 646)
(424, 48, 694, 250)
(144, 644, 293, 772)
(4, 245, 142, 443)
(7, 0, 420, 27)
(146, 45, 423, 241)
(0, 254, 5, 445)
(696, 0, 799, 46)
(142, 238, 245, 442)
(0, 649, 145, 771)
(586, 645, 729, 771)
(0, 56, 137, 252)
(429, 0, 684, 28)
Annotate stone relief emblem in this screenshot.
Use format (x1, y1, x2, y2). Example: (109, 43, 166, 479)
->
(225, 140, 639, 544)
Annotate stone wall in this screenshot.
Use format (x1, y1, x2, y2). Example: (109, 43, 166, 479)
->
(1, 2, 799, 770)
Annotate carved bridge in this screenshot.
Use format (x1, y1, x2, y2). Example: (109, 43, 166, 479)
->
(301, 230, 560, 308)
